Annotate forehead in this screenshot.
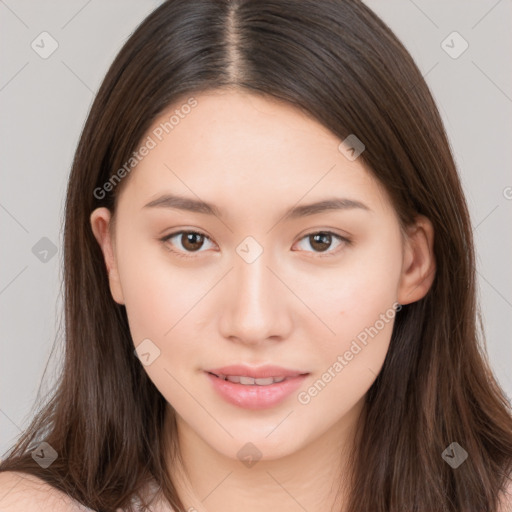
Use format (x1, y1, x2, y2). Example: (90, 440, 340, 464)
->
(117, 89, 389, 217)
(148, 89, 342, 168)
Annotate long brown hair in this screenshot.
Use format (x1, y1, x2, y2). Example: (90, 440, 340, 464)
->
(1, 1, 511, 510)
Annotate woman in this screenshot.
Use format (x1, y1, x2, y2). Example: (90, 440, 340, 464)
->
(1, 1, 511, 511)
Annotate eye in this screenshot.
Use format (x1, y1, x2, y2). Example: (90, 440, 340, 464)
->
(160, 229, 350, 259)
(293, 231, 350, 256)
(160, 230, 215, 257)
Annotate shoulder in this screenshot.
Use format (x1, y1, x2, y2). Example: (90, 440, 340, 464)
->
(0, 471, 92, 512)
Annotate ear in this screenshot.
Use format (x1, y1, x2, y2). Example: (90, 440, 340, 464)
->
(397, 215, 436, 305)
(90, 207, 125, 305)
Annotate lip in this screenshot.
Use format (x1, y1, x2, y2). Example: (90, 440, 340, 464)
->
(204, 365, 309, 410)
(206, 364, 308, 379)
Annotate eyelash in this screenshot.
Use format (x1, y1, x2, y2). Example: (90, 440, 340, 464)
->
(159, 230, 351, 259)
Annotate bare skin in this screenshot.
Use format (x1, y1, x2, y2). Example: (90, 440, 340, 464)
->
(90, 89, 435, 512)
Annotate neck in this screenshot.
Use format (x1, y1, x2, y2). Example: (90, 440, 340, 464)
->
(164, 399, 365, 512)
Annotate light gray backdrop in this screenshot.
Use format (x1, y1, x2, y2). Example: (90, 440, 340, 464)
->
(1, 0, 511, 458)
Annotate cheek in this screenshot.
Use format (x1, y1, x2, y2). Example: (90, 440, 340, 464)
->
(116, 222, 402, 403)
(296, 278, 400, 419)
(116, 244, 204, 406)
(306, 232, 402, 337)
(118, 225, 403, 351)
(302, 232, 403, 391)
(115, 231, 200, 340)
(107, 231, 403, 457)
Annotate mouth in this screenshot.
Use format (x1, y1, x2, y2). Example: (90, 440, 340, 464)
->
(204, 369, 310, 410)
(206, 372, 305, 386)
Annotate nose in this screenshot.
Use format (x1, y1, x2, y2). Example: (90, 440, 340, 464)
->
(218, 251, 294, 346)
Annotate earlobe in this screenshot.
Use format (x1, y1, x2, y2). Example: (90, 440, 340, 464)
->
(397, 215, 436, 305)
(89, 207, 125, 305)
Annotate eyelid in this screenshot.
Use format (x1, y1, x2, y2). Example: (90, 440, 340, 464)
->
(160, 229, 216, 258)
(159, 229, 352, 258)
(292, 230, 351, 257)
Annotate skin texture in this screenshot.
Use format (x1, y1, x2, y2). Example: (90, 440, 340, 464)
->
(90, 89, 435, 512)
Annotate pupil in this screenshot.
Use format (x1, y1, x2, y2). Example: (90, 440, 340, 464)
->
(311, 233, 331, 252)
(183, 232, 203, 251)
(180, 232, 332, 253)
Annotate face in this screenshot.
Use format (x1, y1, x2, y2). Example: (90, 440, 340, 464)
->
(91, 89, 434, 464)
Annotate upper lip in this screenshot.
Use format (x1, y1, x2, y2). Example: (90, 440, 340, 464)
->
(205, 365, 309, 379)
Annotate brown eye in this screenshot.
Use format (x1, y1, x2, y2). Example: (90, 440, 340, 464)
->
(294, 231, 349, 256)
(161, 230, 215, 256)
(309, 232, 333, 252)
(180, 232, 205, 251)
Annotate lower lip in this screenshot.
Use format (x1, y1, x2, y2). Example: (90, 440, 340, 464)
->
(205, 372, 309, 410)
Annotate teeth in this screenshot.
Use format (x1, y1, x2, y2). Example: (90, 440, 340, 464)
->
(216, 374, 288, 385)
(240, 376, 257, 385)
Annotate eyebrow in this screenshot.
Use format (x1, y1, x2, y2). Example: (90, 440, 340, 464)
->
(143, 193, 371, 219)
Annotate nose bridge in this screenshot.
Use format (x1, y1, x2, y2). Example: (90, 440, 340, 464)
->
(219, 244, 292, 343)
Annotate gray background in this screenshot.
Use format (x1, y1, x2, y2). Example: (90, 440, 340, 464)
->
(1, 0, 511, 458)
